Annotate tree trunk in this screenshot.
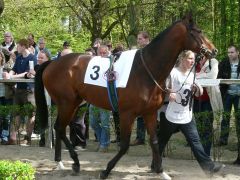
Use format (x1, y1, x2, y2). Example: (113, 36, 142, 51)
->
(229, 0, 234, 44)
(220, 0, 227, 55)
(238, 0, 240, 44)
(0, 0, 4, 15)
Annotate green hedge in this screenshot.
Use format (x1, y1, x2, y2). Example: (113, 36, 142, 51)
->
(0, 160, 35, 180)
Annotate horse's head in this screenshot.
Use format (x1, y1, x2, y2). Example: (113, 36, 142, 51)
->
(182, 12, 217, 59)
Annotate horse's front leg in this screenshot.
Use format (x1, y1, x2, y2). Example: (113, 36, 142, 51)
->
(143, 112, 162, 173)
(100, 113, 135, 179)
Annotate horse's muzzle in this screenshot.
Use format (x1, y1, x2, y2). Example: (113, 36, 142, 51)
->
(200, 47, 218, 59)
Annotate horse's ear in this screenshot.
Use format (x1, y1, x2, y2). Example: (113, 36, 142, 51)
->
(182, 10, 194, 28)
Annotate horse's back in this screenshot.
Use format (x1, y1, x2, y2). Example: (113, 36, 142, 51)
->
(43, 53, 91, 103)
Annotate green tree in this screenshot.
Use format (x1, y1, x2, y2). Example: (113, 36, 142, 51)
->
(61, 0, 128, 45)
(0, 0, 3, 15)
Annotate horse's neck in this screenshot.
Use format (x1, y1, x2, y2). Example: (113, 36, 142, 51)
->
(145, 31, 185, 82)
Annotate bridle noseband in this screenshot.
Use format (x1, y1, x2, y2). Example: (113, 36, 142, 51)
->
(189, 27, 217, 61)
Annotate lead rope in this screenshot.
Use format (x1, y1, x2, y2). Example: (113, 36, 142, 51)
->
(140, 49, 197, 94)
(189, 54, 204, 111)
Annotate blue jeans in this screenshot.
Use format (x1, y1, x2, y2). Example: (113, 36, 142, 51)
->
(220, 94, 240, 144)
(158, 119, 214, 172)
(193, 99, 213, 156)
(136, 117, 145, 142)
(89, 105, 110, 148)
(0, 98, 12, 142)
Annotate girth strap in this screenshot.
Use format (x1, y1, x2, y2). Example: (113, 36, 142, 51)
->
(106, 55, 119, 112)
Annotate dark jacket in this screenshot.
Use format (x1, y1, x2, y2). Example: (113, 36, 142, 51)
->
(217, 58, 240, 98)
(1, 41, 16, 62)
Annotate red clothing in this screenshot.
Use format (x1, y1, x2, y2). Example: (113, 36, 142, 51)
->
(195, 63, 210, 101)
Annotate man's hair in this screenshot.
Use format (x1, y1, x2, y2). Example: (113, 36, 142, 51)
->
(138, 31, 150, 39)
(39, 49, 51, 60)
(228, 44, 239, 52)
(38, 37, 45, 44)
(17, 39, 29, 48)
(4, 32, 13, 38)
(28, 33, 34, 39)
(103, 40, 112, 49)
(85, 47, 96, 55)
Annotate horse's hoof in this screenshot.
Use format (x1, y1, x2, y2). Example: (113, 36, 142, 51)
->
(160, 171, 171, 180)
(150, 164, 162, 173)
(56, 161, 65, 170)
(72, 163, 80, 173)
(99, 170, 108, 179)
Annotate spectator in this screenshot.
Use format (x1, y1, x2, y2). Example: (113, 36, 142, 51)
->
(36, 37, 51, 59)
(104, 40, 113, 52)
(158, 50, 224, 176)
(70, 103, 88, 149)
(89, 45, 111, 152)
(194, 56, 223, 156)
(217, 45, 240, 147)
(112, 43, 124, 54)
(85, 47, 96, 56)
(131, 31, 150, 146)
(0, 32, 16, 62)
(3, 38, 36, 145)
(62, 41, 70, 49)
(112, 43, 124, 61)
(92, 38, 102, 55)
(60, 48, 72, 57)
(27, 33, 38, 57)
(26, 49, 51, 147)
(0, 51, 17, 145)
(52, 41, 71, 60)
(0, 51, 6, 144)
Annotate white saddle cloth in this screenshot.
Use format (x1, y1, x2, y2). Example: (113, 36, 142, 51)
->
(84, 49, 137, 88)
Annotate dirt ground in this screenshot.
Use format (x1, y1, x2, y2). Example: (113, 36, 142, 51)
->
(1, 129, 240, 180)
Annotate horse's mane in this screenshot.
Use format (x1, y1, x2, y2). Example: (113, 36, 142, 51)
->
(147, 20, 183, 48)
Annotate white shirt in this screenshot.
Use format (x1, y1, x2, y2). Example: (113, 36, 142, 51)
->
(166, 68, 194, 124)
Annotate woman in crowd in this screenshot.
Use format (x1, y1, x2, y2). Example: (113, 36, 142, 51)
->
(194, 56, 223, 156)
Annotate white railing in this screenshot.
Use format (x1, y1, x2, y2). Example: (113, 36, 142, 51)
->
(0, 78, 239, 149)
(198, 79, 240, 87)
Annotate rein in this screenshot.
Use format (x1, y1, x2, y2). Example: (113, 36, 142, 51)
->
(140, 48, 197, 94)
(140, 49, 168, 92)
(140, 47, 201, 110)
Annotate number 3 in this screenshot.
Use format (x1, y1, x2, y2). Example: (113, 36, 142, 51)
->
(181, 89, 191, 106)
(90, 65, 100, 80)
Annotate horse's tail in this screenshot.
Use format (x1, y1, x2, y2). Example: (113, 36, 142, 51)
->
(34, 60, 52, 133)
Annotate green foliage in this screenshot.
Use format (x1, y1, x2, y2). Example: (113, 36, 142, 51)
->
(0, 0, 238, 59)
(0, 160, 35, 180)
(0, 104, 35, 117)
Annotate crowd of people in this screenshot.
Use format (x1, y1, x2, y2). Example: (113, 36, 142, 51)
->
(0, 31, 239, 175)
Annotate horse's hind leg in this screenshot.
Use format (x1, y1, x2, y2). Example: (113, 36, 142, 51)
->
(100, 113, 134, 179)
(55, 103, 80, 173)
(143, 113, 162, 173)
(54, 116, 64, 169)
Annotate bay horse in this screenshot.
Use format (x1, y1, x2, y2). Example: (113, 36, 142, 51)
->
(34, 13, 217, 179)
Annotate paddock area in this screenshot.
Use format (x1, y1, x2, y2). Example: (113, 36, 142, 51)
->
(1, 127, 240, 180)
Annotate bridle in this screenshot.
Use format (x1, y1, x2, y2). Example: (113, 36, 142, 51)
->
(189, 27, 217, 61)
